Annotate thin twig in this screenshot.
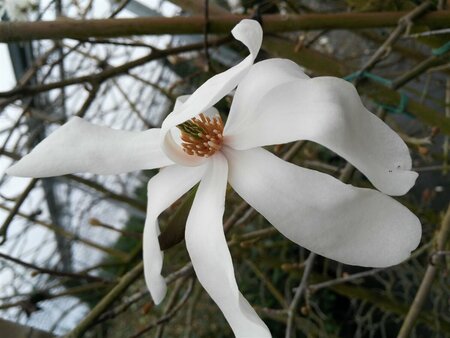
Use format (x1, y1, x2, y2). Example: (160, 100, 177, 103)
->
(0, 203, 129, 259)
(444, 78, 450, 174)
(203, 0, 211, 71)
(1, 149, 147, 212)
(64, 262, 144, 338)
(285, 253, 316, 338)
(309, 269, 383, 292)
(408, 28, 450, 37)
(359, 1, 433, 74)
(246, 259, 288, 308)
(154, 278, 186, 338)
(75, 82, 100, 118)
(0, 251, 107, 283)
(391, 50, 450, 89)
(130, 278, 194, 338)
(0, 179, 38, 245)
(397, 204, 450, 338)
(109, 0, 132, 18)
(0, 37, 231, 99)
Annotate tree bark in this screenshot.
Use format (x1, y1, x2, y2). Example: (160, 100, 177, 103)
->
(1, 11, 449, 42)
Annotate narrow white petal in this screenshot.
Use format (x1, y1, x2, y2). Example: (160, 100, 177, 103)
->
(224, 147, 421, 268)
(186, 153, 271, 337)
(161, 19, 262, 166)
(224, 74, 416, 196)
(6, 117, 173, 177)
(144, 164, 205, 304)
(224, 58, 308, 135)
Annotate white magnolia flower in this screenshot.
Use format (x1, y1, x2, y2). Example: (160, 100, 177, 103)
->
(7, 20, 421, 337)
(0, 0, 37, 21)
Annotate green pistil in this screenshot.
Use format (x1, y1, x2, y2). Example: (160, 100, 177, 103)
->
(177, 120, 205, 139)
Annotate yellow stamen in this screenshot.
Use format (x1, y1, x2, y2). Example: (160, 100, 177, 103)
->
(177, 113, 224, 157)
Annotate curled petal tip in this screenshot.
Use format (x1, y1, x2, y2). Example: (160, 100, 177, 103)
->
(231, 19, 263, 57)
(232, 18, 262, 34)
(160, 19, 262, 166)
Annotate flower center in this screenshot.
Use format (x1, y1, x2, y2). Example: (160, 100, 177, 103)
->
(177, 113, 224, 157)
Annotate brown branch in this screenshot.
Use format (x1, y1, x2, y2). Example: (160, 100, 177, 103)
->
(263, 36, 450, 135)
(397, 204, 450, 338)
(285, 253, 316, 338)
(130, 278, 194, 338)
(0, 203, 129, 259)
(75, 82, 101, 118)
(0, 318, 54, 338)
(64, 261, 144, 338)
(109, 0, 132, 18)
(0, 251, 106, 283)
(0, 37, 231, 99)
(1, 12, 450, 42)
(0, 178, 38, 245)
(391, 49, 450, 90)
(246, 259, 288, 308)
(359, 1, 434, 74)
(308, 268, 383, 292)
(0, 282, 111, 311)
(89, 218, 141, 239)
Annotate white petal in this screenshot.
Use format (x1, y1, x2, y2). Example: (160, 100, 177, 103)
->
(185, 153, 271, 337)
(6, 117, 173, 177)
(224, 58, 308, 135)
(224, 75, 417, 196)
(224, 147, 421, 268)
(144, 164, 205, 304)
(160, 19, 262, 166)
(161, 96, 221, 168)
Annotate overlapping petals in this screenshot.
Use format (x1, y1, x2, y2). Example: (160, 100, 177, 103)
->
(160, 19, 262, 167)
(185, 153, 271, 337)
(224, 58, 309, 132)
(144, 164, 205, 304)
(224, 59, 417, 196)
(6, 117, 173, 177)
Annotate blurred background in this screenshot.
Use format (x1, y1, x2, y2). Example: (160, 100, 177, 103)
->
(0, 0, 449, 337)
